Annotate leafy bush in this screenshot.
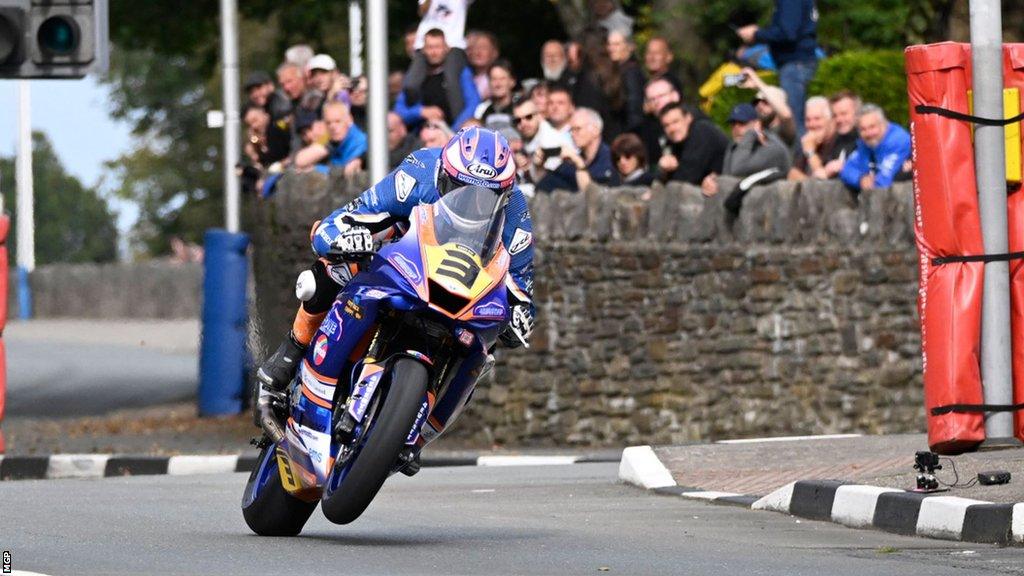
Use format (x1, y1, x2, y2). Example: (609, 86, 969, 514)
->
(808, 50, 908, 127)
(706, 50, 908, 129)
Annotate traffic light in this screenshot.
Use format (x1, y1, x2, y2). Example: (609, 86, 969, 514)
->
(0, 0, 108, 79)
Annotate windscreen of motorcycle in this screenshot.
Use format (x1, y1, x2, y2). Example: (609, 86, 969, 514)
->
(432, 185, 507, 262)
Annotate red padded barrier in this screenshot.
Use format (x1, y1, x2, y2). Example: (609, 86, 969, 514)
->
(906, 42, 986, 454)
(1003, 44, 1024, 443)
(0, 214, 8, 453)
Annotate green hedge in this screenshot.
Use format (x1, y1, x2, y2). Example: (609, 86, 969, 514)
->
(707, 50, 908, 129)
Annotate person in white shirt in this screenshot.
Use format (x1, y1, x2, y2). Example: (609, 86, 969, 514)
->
(515, 96, 574, 177)
(403, 1, 473, 113)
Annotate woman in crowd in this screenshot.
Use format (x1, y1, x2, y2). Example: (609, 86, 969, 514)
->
(572, 26, 625, 143)
(611, 132, 654, 186)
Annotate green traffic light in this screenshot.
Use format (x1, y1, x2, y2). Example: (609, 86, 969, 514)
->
(37, 16, 78, 56)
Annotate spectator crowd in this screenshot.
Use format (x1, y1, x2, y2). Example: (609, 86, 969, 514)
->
(241, 0, 914, 201)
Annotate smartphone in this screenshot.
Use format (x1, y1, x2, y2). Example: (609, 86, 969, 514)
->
(541, 147, 562, 159)
(723, 73, 745, 88)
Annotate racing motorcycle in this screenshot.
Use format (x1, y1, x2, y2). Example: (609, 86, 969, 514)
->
(242, 185, 516, 536)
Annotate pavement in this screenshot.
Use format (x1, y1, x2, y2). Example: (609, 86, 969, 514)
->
(620, 434, 1024, 546)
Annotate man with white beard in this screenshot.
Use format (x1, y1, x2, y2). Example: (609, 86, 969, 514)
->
(540, 40, 576, 89)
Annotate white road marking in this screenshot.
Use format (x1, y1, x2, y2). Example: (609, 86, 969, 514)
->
(717, 434, 862, 444)
(477, 455, 579, 467)
(680, 491, 740, 500)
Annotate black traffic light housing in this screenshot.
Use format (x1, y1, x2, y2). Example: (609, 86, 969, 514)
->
(0, 0, 107, 79)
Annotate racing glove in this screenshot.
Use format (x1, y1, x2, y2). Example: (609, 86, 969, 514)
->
(325, 224, 374, 260)
(499, 303, 534, 349)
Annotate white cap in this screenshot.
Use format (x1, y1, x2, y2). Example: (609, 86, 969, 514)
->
(307, 54, 337, 72)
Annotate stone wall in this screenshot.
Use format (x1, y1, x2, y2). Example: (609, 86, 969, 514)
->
(249, 171, 923, 447)
(9, 261, 202, 319)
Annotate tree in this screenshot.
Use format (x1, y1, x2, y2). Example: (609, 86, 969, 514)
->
(0, 132, 118, 264)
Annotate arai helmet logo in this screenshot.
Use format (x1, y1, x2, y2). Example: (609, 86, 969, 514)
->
(467, 162, 497, 179)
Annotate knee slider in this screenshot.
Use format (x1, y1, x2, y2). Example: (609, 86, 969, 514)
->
(295, 270, 317, 302)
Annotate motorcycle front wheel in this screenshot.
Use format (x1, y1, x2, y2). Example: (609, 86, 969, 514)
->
(320, 358, 429, 525)
(241, 442, 318, 536)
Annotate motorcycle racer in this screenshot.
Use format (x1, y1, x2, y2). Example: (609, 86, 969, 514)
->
(254, 126, 535, 453)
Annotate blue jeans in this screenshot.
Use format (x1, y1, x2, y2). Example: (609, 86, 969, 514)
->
(779, 60, 818, 137)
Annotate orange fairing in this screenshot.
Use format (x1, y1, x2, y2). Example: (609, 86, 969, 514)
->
(412, 205, 510, 321)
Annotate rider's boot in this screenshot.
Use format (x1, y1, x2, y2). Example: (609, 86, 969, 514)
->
(254, 307, 326, 441)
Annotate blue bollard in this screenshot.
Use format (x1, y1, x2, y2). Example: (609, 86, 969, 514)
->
(198, 229, 250, 416)
(17, 266, 31, 320)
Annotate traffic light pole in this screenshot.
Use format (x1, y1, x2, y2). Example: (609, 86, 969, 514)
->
(15, 80, 33, 318)
(219, 0, 240, 233)
(970, 0, 1019, 447)
(367, 0, 387, 182)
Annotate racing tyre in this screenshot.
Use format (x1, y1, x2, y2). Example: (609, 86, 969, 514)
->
(241, 442, 318, 536)
(321, 358, 429, 524)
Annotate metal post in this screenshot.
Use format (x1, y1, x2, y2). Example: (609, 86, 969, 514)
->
(349, 0, 364, 78)
(969, 0, 1019, 447)
(220, 0, 241, 233)
(16, 81, 34, 319)
(366, 0, 388, 182)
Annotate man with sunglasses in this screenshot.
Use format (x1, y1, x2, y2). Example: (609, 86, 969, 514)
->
(514, 98, 574, 176)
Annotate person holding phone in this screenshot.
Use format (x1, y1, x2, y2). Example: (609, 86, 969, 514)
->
(701, 103, 791, 197)
(535, 108, 619, 192)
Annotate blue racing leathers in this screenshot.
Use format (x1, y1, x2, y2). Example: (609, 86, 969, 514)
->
(312, 147, 535, 306)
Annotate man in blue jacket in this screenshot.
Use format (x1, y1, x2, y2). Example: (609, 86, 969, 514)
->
(394, 28, 480, 131)
(738, 0, 819, 136)
(839, 104, 912, 192)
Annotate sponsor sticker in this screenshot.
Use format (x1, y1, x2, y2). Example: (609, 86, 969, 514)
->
(362, 288, 389, 300)
(313, 334, 329, 365)
(391, 253, 422, 283)
(395, 170, 416, 202)
(321, 315, 340, 339)
(508, 228, 532, 255)
(473, 301, 506, 319)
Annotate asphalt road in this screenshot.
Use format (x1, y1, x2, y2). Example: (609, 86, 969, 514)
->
(0, 462, 1019, 576)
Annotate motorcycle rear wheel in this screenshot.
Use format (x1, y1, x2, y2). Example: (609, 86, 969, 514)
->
(320, 358, 429, 524)
(241, 442, 318, 536)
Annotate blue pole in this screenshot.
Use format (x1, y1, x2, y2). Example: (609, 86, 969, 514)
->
(16, 266, 31, 320)
(198, 229, 250, 416)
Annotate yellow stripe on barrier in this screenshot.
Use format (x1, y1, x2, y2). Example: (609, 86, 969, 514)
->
(967, 88, 1021, 184)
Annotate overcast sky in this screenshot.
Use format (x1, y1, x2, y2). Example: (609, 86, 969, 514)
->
(0, 77, 136, 245)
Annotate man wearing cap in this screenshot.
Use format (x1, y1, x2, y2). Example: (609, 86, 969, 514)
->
(656, 102, 729, 186)
(702, 103, 792, 197)
(306, 54, 349, 114)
